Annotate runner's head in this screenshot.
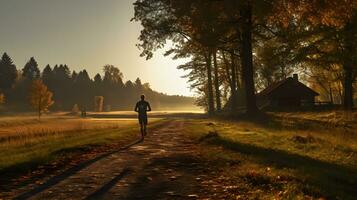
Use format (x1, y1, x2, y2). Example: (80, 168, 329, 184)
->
(140, 94, 145, 100)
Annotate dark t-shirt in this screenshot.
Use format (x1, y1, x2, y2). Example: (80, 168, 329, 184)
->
(135, 100, 151, 117)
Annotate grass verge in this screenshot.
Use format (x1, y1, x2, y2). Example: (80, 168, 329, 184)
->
(0, 118, 167, 192)
(183, 118, 357, 200)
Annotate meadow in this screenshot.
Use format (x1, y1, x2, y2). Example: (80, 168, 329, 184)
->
(183, 111, 357, 199)
(1, 110, 356, 199)
(0, 113, 162, 179)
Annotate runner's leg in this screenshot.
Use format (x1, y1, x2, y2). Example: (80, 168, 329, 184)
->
(139, 116, 144, 139)
(143, 116, 148, 136)
(140, 123, 145, 138)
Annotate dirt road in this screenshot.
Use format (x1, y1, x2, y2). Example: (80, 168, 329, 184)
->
(12, 120, 214, 200)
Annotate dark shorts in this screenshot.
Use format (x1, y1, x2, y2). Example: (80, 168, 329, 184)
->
(138, 115, 148, 125)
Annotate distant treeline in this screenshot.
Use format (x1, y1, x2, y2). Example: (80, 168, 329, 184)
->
(0, 53, 195, 111)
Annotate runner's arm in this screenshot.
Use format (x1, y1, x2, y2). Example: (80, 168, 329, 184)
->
(147, 102, 152, 112)
(134, 103, 139, 112)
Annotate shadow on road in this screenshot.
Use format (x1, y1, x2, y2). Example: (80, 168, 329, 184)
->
(85, 168, 132, 200)
(122, 154, 205, 200)
(14, 140, 143, 200)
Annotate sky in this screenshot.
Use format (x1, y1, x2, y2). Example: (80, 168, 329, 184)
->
(0, 0, 193, 96)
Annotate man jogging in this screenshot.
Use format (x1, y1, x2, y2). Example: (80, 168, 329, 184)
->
(134, 94, 152, 139)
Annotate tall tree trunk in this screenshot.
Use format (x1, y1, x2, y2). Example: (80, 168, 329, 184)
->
(222, 51, 236, 113)
(230, 52, 238, 112)
(343, 65, 354, 110)
(338, 84, 343, 104)
(222, 51, 232, 87)
(213, 50, 222, 112)
(329, 84, 334, 104)
(205, 52, 215, 115)
(343, 23, 354, 110)
(239, 1, 258, 115)
(236, 60, 242, 89)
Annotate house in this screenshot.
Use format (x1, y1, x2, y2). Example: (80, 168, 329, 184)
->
(257, 74, 319, 108)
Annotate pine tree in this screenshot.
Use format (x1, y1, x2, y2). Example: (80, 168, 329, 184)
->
(23, 57, 40, 80)
(71, 71, 78, 82)
(94, 73, 102, 83)
(125, 80, 134, 89)
(0, 53, 17, 90)
(93, 73, 103, 97)
(135, 78, 142, 87)
(42, 64, 53, 84)
(77, 70, 91, 84)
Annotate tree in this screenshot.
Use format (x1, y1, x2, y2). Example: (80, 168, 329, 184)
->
(29, 80, 54, 119)
(271, 0, 357, 110)
(71, 70, 78, 82)
(237, 1, 258, 114)
(0, 93, 5, 105)
(53, 64, 71, 79)
(222, 51, 239, 112)
(135, 77, 142, 87)
(132, 0, 275, 114)
(132, 0, 225, 114)
(0, 53, 17, 91)
(94, 73, 102, 83)
(93, 73, 103, 97)
(102, 65, 124, 105)
(77, 70, 91, 83)
(0, 52, 196, 111)
(125, 80, 134, 88)
(42, 65, 53, 81)
(23, 57, 40, 80)
(178, 53, 211, 111)
(103, 65, 124, 85)
(255, 40, 294, 90)
(42, 64, 54, 89)
(213, 51, 222, 111)
(51, 64, 71, 109)
(71, 70, 93, 109)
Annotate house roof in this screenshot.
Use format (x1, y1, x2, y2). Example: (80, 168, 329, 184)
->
(257, 77, 319, 98)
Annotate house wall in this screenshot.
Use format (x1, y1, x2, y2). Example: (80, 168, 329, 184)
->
(269, 96, 315, 108)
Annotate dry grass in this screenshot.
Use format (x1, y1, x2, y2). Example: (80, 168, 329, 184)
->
(270, 110, 357, 131)
(0, 116, 137, 146)
(183, 111, 357, 199)
(0, 113, 162, 174)
(269, 111, 357, 151)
